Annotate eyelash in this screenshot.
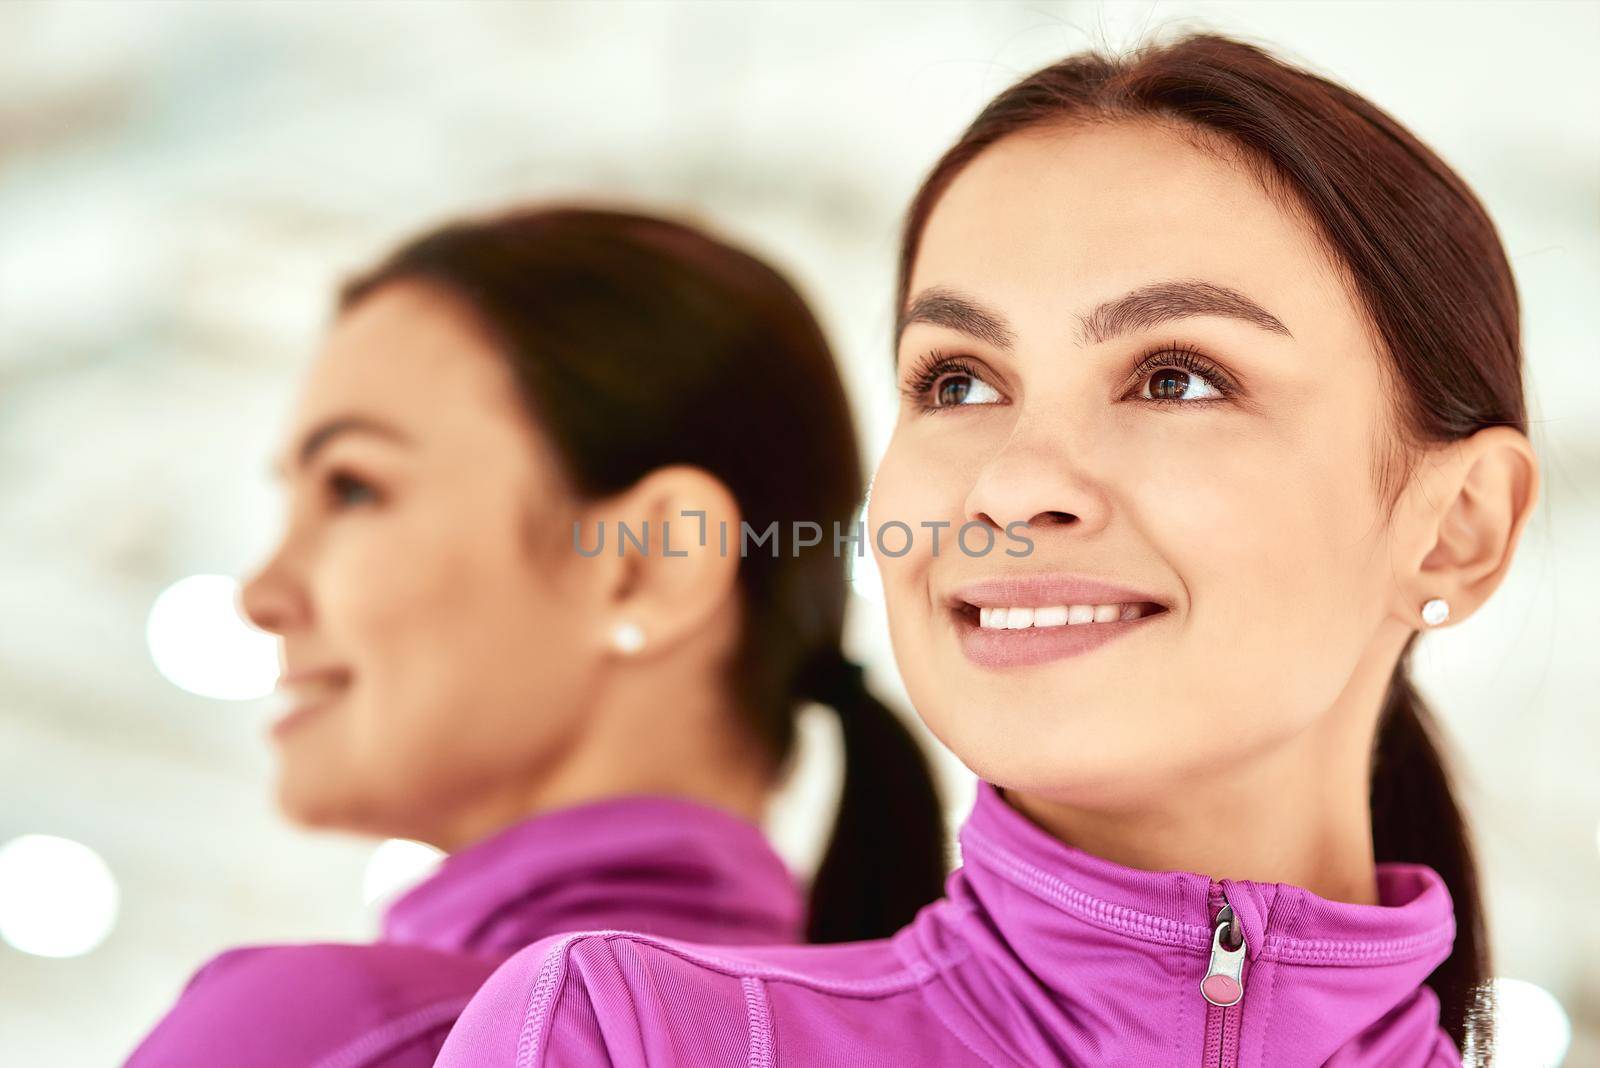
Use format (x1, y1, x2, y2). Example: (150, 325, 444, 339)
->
(898, 341, 1237, 413)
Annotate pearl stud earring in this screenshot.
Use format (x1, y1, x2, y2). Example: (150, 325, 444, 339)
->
(611, 620, 646, 654)
(1420, 598, 1450, 627)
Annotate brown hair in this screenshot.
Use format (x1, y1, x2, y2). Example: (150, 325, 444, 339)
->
(342, 206, 949, 943)
(895, 32, 1525, 1059)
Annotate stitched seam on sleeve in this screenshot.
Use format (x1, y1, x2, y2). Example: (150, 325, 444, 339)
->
(550, 927, 939, 998)
(740, 977, 773, 1068)
(309, 996, 470, 1068)
(517, 935, 586, 1068)
(504, 930, 976, 1066)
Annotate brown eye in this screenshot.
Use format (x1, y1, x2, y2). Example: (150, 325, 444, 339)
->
(928, 370, 1000, 409)
(1150, 368, 1193, 400)
(936, 375, 973, 406)
(326, 470, 380, 508)
(1125, 343, 1236, 407)
(900, 351, 1004, 412)
(1138, 362, 1225, 403)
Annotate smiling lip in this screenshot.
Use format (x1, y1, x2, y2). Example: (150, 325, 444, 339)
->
(947, 573, 1169, 669)
(269, 667, 350, 740)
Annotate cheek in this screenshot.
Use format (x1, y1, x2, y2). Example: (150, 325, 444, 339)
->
(405, 512, 597, 754)
(1133, 410, 1387, 720)
(316, 512, 582, 773)
(869, 428, 976, 743)
(870, 425, 978, 578)
(317, 519, 442, 673)
(869, 433, 950, 643)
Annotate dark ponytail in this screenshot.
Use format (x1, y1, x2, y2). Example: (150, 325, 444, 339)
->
(1371, 634, 1495, 1053)
(793, 646, 949, 944)
(342, 205, 949, 945)
(894, 33, 1531, 1058)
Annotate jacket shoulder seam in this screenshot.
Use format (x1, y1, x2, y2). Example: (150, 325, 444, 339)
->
(517, 932, 591, 1068)
(740, 977, 774, 1068)
(541, 927, 948, 999)
(512, 928, 966, 1067)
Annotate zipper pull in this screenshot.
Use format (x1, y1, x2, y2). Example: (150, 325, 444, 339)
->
(1200, 902, 1246, 1007)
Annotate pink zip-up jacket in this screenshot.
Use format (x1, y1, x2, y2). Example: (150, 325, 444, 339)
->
(438, 779, 1461, 1067)
(123, 794, 804, 1068)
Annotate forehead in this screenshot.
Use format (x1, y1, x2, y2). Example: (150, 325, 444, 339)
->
(295, 281, 523, 433)
(908, 120, 1352, 341)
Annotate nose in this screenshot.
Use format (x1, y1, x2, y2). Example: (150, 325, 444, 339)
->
(963, 414, 1111, 540)
(239, 548, 309, 637)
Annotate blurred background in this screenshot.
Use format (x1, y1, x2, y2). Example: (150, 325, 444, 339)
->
(1, 2, 1595, 1065)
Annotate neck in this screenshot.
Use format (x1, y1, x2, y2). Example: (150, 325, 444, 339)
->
(1004, 652, 1397, 906)
(424, 657, 776, 854)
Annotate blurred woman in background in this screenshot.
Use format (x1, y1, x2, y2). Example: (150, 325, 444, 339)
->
(125, 206, 948, 1067)
(438, 33, 1539, 1068)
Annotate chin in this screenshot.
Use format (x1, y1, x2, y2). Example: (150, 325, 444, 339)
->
(955, 721, 1141, 797)
(273, 769, 360, 833)
(273, 788, 332, 831)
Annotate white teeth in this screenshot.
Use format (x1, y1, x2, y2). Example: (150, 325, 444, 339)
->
(975, 603, 1149, 630)
(1033, 605, 1068, 627)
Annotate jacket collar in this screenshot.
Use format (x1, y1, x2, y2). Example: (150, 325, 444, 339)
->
(934, 779, 1457, 1064)
(381, 793, 805, 955)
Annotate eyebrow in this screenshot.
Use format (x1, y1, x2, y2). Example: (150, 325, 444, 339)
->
(897, 279, 1292, 351)
(270, 415, 413, 479)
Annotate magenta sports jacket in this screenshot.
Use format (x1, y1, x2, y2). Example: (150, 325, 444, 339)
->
(438, 778, 1462, 1067)
(122, 793, 805, 1068)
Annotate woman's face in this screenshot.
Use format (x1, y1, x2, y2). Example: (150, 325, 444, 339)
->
(873, 121, 1407, 804)
(242, 281, 603, 842)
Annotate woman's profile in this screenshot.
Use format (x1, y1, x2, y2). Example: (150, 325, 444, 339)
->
(123, 207, 948, 1067)
(436, 33, 1539, 1068)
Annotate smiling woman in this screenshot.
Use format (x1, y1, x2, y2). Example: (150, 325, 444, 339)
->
(121, 207, 950, 1068)
(874, 39, 1535, 1060)
(435, 32, 1538, 1068)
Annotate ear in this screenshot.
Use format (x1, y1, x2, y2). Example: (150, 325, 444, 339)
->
(583, 464, 744, 659)
(1393, 426, 1539, 628)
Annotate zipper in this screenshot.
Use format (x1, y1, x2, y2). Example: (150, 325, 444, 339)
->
(1200, 881, 1245, 1068)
